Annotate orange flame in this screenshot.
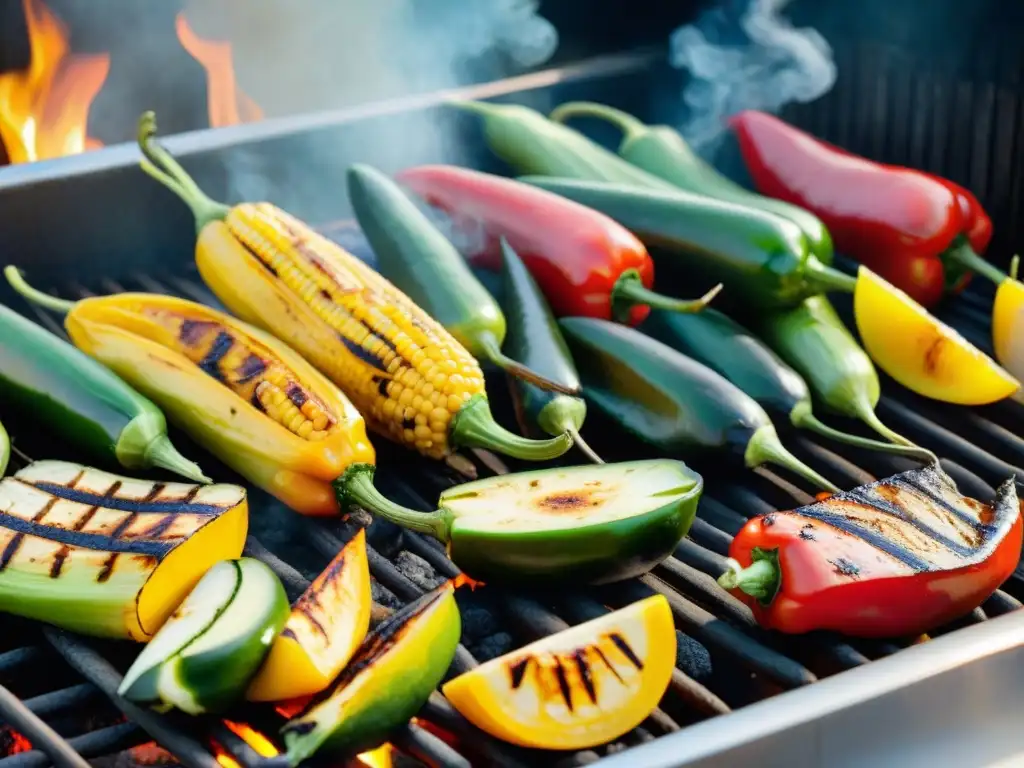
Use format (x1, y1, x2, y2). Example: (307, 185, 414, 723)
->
(450, 573, 485, 591)
(175, 13, 263, 129)
(222, 721, 278, 758)
(0, 0, 109, 164)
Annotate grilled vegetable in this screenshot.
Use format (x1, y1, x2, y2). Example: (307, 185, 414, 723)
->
(498, 239, 601, 463)
(339, 459, 701, 585)
(993, 257, 1024, 402)
(135, 113, 570, 464)
(395, 164, 720, 325)
(6, 275, 376, 517)
(347, 164, 572, 394)
(547, 101, 834, 267)
(853, 268, 1018, 405)
(0, 420, 8, 478)
(0, 460, 247, 640)
(282, 584, 460, 763)
(519, 176, 855, 310)
(443, 594, 674, 750)
(757, 295, 919, 448)
(0, 298, 206, 483)
(641, 308, 936, 463)
(248, 529, 372, 702)
(559, 318, 840, 493)
(120, 558, 289, 714)
(719, 464, 1022, 637)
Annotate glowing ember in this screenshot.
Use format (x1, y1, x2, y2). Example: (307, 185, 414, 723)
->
(0, 0, 109, 163)
(450, 573, 485, 591)
(222, 721, 278, 758)
(0, 726, 32, 756)
(175, 13, 263, 129)
(129, 742, 178, 766)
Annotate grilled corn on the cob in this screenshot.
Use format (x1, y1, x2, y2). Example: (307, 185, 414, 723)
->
(134, 111, 571, 463)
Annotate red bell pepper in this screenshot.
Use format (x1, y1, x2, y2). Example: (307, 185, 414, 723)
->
(730, 110, 1002, 307)
(718, 464, 1021, 638)
(395, 165, 720, 326)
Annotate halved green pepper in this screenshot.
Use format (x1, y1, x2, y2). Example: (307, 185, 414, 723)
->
(336, 459, 702, 585)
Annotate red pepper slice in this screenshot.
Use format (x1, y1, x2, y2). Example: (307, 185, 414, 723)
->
(719, 464, 1021, 638)
(729, 110, 994, 307)
(396, 165, 720, 326)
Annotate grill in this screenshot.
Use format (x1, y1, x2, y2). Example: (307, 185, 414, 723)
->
(2, 40, 1024, 768)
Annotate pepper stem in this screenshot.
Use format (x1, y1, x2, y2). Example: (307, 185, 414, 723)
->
(564, 422, 604, 464)
(803, 257, 858, 296)
(718, 549, 781, 606)
(450, 393, 572, 461)
(136, 111, 230, 233)
(790, 402, 937, 464)
(548, 102, 648, 145)
(611, 270, 722, 324)
(4, 267, 76, 314)
(846, 392, 918, 448)
(335, 464, 448, 541)
(475, 333, 577, 395)
(744, 423, 841, 493)
(144, 437, 211, 484)
(941, 236, 1007, 286)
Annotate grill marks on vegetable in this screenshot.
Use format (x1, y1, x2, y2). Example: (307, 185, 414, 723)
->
(786, 465, 1018, 573)
(148, 306, 338, 441)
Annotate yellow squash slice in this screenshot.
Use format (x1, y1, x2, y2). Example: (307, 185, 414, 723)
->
(992, 271, 1024, 404)
(247, 529, 372, 702)
(854, 267, 1019, 404)
(442, 594, 674, 750)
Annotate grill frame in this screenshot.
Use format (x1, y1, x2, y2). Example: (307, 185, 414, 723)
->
(0, 47, 1023, 768)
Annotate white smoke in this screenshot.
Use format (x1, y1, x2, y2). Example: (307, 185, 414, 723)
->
(669, 0, 836, 150)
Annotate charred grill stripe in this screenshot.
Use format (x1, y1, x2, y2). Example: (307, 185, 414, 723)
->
(791, 507, 934, 570)
(104, 481, 123, 499)
(179, 319, 216, 346)
(339, 335, 390, 374)
(0, 512, 176, 557)
(24, 481, 223, 515)
(286, 384, 308, 409)
(236, 355, 267, 384)
(300, 608, 329, 642)
(141, 515, 179, 539)
(0, 499, 58, 572)
(50, 546, 69, 578)
(65, 470, 85, 490)
(593, 646, 624, 683)
(374, 377, 390, 397)
(183, 486, 200, 503)
(72, 507, 99, 531)
(97, 553, 118, 583)
(574, 650, 597, 704)
(894, 476, 1011, 533)
(508, 657, 530, 689)
(553, 658, 573, 711)
(198, 331, 235, 381)
(609, 633, 644, 670)
(109, 513, 138, 541)
(141, 484, 165, 502)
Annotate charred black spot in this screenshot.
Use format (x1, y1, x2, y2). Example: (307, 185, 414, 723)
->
(320, 288, 333, 301)
(574, 649, 597, 704)
(198, 331, 235, 381)
(251, 390, 266, 412)
(374, 376, 390, 397)
(553, 658, 573, 711)
(762, 514, 776, 527)
(593, 645, 624, 683)
(536, 491, 595, 513)
(610, 633, 643, 670)
(508, 657, 530, 689)
(529, 480, 539, 489)
(830, 558, 861, 577)
(286, 384, 308, 409)
(402, 417, 416, 430)
(230, 407, 237, 416)
(798, 528, 816, 540)
(97, 553, 118, 583)
(179, 319, 216, 346)
(340, 335, 389, 374)
(236, 355, 267, 384)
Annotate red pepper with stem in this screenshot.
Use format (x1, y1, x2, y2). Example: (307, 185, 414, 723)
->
(730, 110, 1000, 308)
(395, 165, 721, 326)
(718, 464, 1021, 638)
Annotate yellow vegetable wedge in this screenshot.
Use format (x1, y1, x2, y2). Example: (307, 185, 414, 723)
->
(442, 594, 674, 750)
(854, 267, 1019, 404)
(0, 460, 247, 641)
(247, 529, 372, 702)
(992, 265, 1024, 404)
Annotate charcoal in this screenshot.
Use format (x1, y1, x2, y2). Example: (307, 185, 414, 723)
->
(677, 632, 713, 681)
(366, 517, 406, 558)
(371, 579, 402, 610)
(394, 551, 445, 591)
(470, 632, 515, 662)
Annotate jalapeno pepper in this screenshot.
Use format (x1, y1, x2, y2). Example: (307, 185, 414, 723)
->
(520, 176, 856, 310)
(0, 292, 207, 483)
(395, 164, 720, 325)
(729, 110, 998, 308)
(719, 464, 1022, 637)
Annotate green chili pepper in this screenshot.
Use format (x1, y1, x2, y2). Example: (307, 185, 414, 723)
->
(559, 317, 840, 493)
(0, 420, 9, 477)
(0, 298, 208, 483)
(346, 163, 573, 394)
(336, 459, 703, 585)
(520, 176, 854, 311)
(498, 238, 602, 463)
(548, 102, 834, 266)
(641, 308, 935, 462)
(756, 295, 918, 449)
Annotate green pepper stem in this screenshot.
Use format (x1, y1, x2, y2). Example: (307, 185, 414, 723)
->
(1010, 255, 1020, 282)
(941, 237, 1007, 286)
(564, 422, 604, 464)
(803, 257, 858, 296)
(336, 464, 449, 541)
(548, 102, 647, 145)
(144, 436, 211, 484)
(846, 392, 918, 448)
(476, 333, 578, 395)
(611, 270, 722, 323)
(791, 402, 937, 464)
(718, 555, 780, 604)
(136, 111, 230, 233)
(450, 393, 572, 461)
(4, 267, 76, 314)
(744, 423, 841, 493)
